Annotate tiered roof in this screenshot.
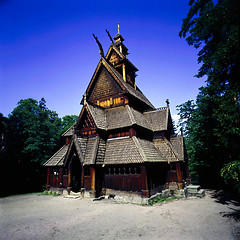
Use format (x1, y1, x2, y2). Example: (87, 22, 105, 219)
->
(44, 27, 186, 168)
(44, 134, 185, 167)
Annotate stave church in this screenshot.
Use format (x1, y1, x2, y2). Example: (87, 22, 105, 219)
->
(44, 26, 190, 198)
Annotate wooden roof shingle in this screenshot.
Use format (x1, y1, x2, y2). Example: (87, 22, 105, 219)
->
(144, 108, 168, 131)
(170, 136, 185, 161)
(83, 136, 99, 165)
(43, 145, 69, 166)
(104, 137, 143, 164)
(153, 138, 181, 163)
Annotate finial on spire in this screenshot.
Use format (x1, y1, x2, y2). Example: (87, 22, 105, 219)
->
(166, 99, 169, 108)
(118, 22, 120, 34)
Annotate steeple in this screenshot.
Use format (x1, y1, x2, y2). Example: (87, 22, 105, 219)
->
(113, 23, 128, 56)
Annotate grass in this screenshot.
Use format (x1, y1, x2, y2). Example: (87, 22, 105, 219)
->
(0, 192, 41, 199)
(148, 196, 179, 206)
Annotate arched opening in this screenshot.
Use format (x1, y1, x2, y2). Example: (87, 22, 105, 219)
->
(71, 154, 82, 192)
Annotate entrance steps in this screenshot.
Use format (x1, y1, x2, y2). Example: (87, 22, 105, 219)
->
(63, 190, 81, 199)
(186, 185, 205, 198)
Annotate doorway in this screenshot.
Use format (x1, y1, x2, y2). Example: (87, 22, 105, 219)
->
(71, 155, 82, 192)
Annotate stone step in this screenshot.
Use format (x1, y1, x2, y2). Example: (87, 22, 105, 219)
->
(186, 185, 201, 193)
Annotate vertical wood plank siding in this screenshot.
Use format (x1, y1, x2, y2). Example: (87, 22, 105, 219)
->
(104, 174, 142, 192)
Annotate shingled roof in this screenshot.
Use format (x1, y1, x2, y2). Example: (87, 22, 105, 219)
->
(84, 57, 154, 110)
(153, 137, 183, 163)
(103, 58, 154, 109)
(44, 144, 69, 166)
(170, 136, 185, 161)
(45, 133, 185, 167)
(62, 125, 75, 137)
(83, 103, 152, 131)
(144, 108, 169, 131)
(104, 136, 167, 165)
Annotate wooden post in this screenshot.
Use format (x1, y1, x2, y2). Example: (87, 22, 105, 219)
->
(81, 164, 84, 187)
(176, 163, 183, 189)
(129, 128, 136, 137)
(141, 165, 149, 198)
(46, 168, 50, 190)
(90, 166, 96, 198)
(122, 64, 126, 82)
(68, 169, 71, 187)
(67, 168, 72, 195)
(59, 168, 63, 187)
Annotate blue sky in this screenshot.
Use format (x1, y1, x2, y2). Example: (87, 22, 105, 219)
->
(0, 0, 205, 122)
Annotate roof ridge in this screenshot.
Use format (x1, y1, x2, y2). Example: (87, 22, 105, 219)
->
(106, 44, 125, 60)
(63, 138, 74, 166)
(132, 136, 147, 162)
(101, 58, 127, 90)
(91, 136, 100, 164)
(143, 108, 167, 114)
(73, 134, 84, 162)
(166, 108, 169, 131)
(126, 105, 136, 125)
(61, 124, 75, 137)
(164, 138, 180, 162)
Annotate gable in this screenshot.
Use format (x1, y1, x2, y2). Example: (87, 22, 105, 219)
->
(109, 51, 121, 66)
(88, 66, 123, 102)
(106, 44, 125, 62)
(75, 106, 97, 137)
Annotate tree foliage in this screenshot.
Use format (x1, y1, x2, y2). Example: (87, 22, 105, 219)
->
(0, 98, 78, 196)
(60, 115, 78, 136)
(179, 0, 240, 189)
(221, 161, 240, 194)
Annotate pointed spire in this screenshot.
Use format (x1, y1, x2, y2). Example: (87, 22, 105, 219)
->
(114, 23, 124, 42)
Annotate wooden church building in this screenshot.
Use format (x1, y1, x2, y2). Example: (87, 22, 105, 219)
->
(44, 27, 190, 198)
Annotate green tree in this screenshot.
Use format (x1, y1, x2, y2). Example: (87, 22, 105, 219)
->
(179, 0, 240, 188)
(3, 98, 61, 196)
(59, 115, 78, 136)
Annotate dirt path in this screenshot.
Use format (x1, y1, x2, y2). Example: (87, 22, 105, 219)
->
(0, 190, 240, 240)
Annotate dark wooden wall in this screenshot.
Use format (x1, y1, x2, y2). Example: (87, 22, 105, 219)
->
(104, 174, 142, 192)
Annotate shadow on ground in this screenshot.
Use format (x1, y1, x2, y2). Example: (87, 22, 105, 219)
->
(208, 190, 240, 240)
(208, 189, 240, 221)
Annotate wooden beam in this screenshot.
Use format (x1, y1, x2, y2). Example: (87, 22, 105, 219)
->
(68, 167, 71, 187)
(122, 64, 126, 82)
(141, 165, 149, 197)
(90, 167, 95, 191)
(176, 163, 183, 189)
(46, 168, 50, 187)
(59, 168, 63, 187)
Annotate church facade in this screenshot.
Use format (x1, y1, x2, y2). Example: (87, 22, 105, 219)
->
(44, 28, 190, 198)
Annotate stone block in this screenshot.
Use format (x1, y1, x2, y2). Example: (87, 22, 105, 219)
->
(196, 189, 205, 198)
(162, 189, 170, 198)
(84, 191, 90, 198)
(142, 198, 149, 205)
(187, 185, 200, 194)
(123, 196, 132, 203)
(132, 197, 142, 205)
(114, 195, 123, 203)
(89, 190, 96, 198)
